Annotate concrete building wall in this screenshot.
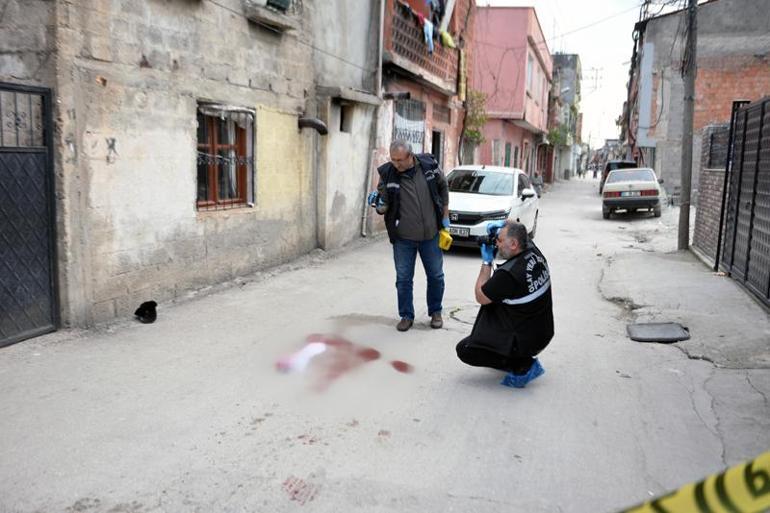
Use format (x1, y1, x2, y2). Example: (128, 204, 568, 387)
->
(49, 0, 316, 325)
(311, 0, 377, 93)
(0, 0, 56, 87)
(317, 100, 376, 249)
(312, 0, 380, 250)
(551, 54, 581, 178)
(552, 54, 579, 107)
(637, 0, 770, 198)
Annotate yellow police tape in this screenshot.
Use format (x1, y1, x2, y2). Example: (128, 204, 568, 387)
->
(619, 451, 770, 513)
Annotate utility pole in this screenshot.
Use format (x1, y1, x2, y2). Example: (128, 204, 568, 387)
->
(678, 0, 697, 250)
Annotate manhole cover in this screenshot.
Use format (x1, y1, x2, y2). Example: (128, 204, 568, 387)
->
(627, 322, 690, 343)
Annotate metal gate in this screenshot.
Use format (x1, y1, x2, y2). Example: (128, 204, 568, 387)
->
(0, 82, 58, 347)
(720, 97, 770, 307)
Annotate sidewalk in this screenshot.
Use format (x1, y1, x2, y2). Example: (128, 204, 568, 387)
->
(598, 205, 770, 369)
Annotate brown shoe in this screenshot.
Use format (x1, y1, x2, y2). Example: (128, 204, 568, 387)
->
(430, 312, 443, 329)
(396, 318, 413, 332)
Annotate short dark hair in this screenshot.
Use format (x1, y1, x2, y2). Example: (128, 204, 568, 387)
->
(504, 221, 528, 248)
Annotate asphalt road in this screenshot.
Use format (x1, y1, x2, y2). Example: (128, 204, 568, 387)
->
(1, 177, 768, 513)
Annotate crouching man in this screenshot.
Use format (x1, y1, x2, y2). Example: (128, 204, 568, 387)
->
(456, 221, 554, 388)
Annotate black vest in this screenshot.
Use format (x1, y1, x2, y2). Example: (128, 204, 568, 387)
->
(377, 153, 445, 243)
(468, 242, 554, 356)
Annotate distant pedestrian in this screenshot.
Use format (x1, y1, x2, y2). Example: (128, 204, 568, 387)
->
(456, 221, 554, 388)
(367, 140, 450, 332)
(532, 171, 544, 197)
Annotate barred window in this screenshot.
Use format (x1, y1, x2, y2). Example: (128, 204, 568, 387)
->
(196, 103, 254, 210)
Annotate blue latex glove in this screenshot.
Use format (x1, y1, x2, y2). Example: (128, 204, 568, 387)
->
(442, 217, 450, 229)
(367, 191, 378, 207)
(480, 243, 495, 264)
(486, 219, 506, 235)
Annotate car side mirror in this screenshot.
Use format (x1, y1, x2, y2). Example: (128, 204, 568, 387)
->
(521, 187, 536, 199)
(658, 178, 664, 184)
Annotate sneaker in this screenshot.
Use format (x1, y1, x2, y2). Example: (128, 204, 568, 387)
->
(396, 318, 413, 332)
(430, 312, 443, 329)
(500, 359, 544, 388)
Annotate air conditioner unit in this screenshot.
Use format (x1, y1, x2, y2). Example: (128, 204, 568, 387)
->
(242, 0, 297, 31)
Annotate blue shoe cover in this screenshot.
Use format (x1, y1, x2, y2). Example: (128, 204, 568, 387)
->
(500, 359, 544, 388)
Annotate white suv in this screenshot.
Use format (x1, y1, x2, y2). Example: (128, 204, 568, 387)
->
(446, 165, 539, 247)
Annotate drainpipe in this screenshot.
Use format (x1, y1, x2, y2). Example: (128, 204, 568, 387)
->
(361, 0, 386, 237)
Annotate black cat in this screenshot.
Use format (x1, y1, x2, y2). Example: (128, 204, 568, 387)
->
(134, 301, 157, 324)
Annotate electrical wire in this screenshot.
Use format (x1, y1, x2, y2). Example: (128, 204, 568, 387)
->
(204, 0, 377, 74)
(474, 2, 646, 53)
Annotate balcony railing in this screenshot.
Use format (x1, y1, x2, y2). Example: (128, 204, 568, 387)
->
(388, 5, 458, 93)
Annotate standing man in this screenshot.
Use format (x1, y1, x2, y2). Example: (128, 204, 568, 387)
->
(368, 140, 450, 332)
(456, 221, 554, 388)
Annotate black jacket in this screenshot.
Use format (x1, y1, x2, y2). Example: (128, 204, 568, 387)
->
(468, 242, 554, 357)
(376, 153, 447, 243)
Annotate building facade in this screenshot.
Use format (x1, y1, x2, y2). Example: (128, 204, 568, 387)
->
(0, 0, 383, 335)
(620, 0, 770, 198)
(363, 0, 475, 233)
(550, 53, 582, 180)
(470, 6, 551, 177)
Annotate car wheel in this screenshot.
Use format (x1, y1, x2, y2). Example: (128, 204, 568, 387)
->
(653, 205, 661, 217)
(528, 212, 538, 239)
(602, 208, 611, 220)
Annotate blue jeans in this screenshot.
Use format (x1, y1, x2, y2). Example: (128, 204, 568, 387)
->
(392, 234, 445, 320)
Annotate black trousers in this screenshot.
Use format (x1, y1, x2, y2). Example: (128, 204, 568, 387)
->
(456, 336, 533, 374)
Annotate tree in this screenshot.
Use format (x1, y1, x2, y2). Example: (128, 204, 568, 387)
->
(548, 123, 569, 147)
(459, 90, 487, 164)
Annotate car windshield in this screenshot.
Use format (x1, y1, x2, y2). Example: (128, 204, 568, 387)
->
(606, 169, 656, 183)
(608, 161, 637, 171)
(447, 169, 514, 196)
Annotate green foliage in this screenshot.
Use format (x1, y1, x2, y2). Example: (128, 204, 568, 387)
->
(463, 90, 488, 146)
(548, 123, 569, 147)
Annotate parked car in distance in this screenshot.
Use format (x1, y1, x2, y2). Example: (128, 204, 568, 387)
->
(602, 167, 663, 219)
(599, 159, 638, 193)
(446, 165, 539, 247)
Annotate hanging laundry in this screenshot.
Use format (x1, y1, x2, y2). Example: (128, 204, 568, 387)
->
(416, 11, 425, 26)
(440, 30, 455, 49)
(423, 20, 434, 53)
(428, 0, 443, 27)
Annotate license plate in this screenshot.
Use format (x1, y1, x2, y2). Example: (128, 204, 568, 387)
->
(621, 191, 641, 197)
(449, 226, 469, 237)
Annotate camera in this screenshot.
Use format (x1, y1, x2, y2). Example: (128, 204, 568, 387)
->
(477, 224, 502, 247)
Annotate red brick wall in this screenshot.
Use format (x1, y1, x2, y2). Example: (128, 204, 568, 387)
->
(385, 0, 473, 86)
(695, 56, 770, 131)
